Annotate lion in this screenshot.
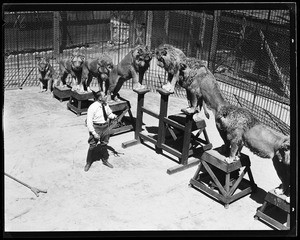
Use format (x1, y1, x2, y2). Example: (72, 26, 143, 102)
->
(155, 44, 186, 93)
(55, 51, 86, 92)
(179, 59, 290, 201)
(81, 53, 114, 93)
(107, 45, 153, 101)
(36, 56, 56, 93)
(216, 105, 290, 201)
(178, 58, 229, 118)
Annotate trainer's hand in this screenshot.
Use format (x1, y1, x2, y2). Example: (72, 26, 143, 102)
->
(110, 113, 117, 119)
(93, 133, 100, 140)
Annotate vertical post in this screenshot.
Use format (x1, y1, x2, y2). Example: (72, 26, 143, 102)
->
(134, 89, 150, 142)
(164, 11, 169, 44)
(156, 88, 171, 153)
(252, 10, 271, 111)
(181, 113, 193, 165)
(208, 10, 220, 72)
(197, 11, 206, 59)
(53, 11, 60, 59)
(234, 16, 247, 76)
(129, 11, 134, 48)
(60, 11, 67, 53)
(145, 11, 153, 49)
(187, 13, 193, 56)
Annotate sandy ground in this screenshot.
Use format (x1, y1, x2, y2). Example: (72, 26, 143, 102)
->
(3, 86, 289, 233)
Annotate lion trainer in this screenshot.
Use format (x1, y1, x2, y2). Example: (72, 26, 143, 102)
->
(84, 91, 117, 171)
(107, 45, 153, 101)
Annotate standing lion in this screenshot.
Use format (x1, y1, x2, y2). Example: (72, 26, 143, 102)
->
(81, 53, 114, 93)
(179, 57, 290, 201)
(155, 44, 186, 93)
(107, 45, 153, 101)
(55, 51, 86, 92)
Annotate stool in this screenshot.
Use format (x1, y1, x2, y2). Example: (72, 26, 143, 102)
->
(53, 85, 72, 102)
(67, 91, 95, 116)
(189, 147, 257, 208)
(254, 189, 290, 230)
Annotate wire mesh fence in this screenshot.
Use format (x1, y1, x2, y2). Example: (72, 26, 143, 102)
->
(3, 9, 292, 135)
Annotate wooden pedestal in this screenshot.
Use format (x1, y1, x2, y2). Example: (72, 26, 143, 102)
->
(189, 148, 257, 208)
(67, 91, 95, 116)
(53, 85, 72, 102)
(254, 189, 290, 230)
(122, 88, 212, 174)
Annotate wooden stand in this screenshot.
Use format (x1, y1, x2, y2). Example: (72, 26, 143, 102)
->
(108, 97, 135, 136)
(67, 91, 95, 116)
(53, 85, 72, 102)
(254, 189, 290, 230)
(122, 88, 212, 174)
(189, 148, 257, 208)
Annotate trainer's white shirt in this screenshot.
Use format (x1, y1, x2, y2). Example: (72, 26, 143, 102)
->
(86, 101, 113, 135)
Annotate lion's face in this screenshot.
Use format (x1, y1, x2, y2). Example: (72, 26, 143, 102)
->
(155, 48, 171, 70)
(155, 44, 186, 75)
(276, 137, 290, 165)
(37, 57, 50, 72)
(132, 45, 153, 69)
(97, 54, 114, 80)
(178, 63, 190, 81)
(71, 53, 85, 71)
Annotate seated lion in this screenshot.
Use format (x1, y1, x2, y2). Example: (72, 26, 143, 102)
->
(36, 56, 56, 93)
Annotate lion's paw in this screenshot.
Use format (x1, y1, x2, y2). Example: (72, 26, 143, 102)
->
(274, 187, 284, 195)
(182, 107, 197, 114)
(192, 113, 202, 122)
(133, 83, 146, 90)
(87, 87, 92, 93)
(162, 83, 175, 93)
(285, 196, 290, 203)
(225, 157, 235, 164)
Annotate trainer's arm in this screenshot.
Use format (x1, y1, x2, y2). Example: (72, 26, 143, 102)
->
(106, 105, 117, 119)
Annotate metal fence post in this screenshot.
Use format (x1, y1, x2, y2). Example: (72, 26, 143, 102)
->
(187, 12, 193, 56)
(208, 10, 220, 72)
(197, 11, 206, 59)
(145, 11, 153, 49)
(164, 11, 169, 44)
(53, 11, 60, 59)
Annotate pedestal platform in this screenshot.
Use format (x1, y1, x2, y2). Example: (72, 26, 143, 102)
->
(67, 91, 95, 116)
(254, 188, 290, 230)
(189, 147, 257, 208)
(53, 85, 72, 102)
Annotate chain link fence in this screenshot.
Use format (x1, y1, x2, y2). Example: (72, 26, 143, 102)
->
(3, 9, 292, 135)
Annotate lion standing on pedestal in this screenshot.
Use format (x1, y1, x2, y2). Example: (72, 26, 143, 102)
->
(81, 53, 114, 93)
(178, 54, 290, 202)
(54, 51, 86, 92)
(155, 44, 186, 93)
(107, 45, 153, 101)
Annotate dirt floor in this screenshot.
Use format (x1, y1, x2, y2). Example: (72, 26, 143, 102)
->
(3, 86, 288, 233)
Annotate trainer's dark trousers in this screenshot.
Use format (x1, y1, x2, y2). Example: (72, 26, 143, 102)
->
(86, 123, 110, 166)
